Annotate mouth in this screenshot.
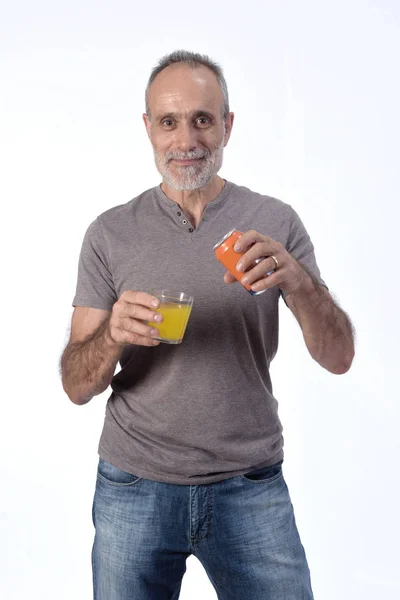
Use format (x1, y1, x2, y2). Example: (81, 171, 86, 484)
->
(171, 158, 204, 166)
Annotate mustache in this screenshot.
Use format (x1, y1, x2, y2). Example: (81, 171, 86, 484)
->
(166, 148, 210, 161)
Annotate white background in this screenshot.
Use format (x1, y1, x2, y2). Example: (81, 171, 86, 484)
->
(1, 1, 399, 598)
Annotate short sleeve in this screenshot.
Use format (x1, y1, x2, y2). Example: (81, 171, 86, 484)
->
(72, 218, 117, 310)
(281, 206, 328, 300)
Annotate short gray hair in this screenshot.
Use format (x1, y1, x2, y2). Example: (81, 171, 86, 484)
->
(145, 50, 230, 119)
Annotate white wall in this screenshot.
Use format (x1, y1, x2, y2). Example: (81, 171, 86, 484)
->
(1, 1, 399, 598)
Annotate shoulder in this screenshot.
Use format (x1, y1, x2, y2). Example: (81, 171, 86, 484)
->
(229, 181, 292, 214)
(228, 181, 296, 229)
(97, 187, 156, 228)
(85, 187, 158, 244)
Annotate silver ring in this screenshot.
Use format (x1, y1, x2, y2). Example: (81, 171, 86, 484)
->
(271, 255, 279, 269)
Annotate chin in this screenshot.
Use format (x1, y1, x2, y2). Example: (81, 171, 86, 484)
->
(156, 153, 224, 191)
(167, 175, 216, 192)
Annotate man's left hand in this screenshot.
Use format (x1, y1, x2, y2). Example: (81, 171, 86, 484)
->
(223, 230, 307, 296)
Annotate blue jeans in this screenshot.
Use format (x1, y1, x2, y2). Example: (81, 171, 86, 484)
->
(92, 458, 314, 599)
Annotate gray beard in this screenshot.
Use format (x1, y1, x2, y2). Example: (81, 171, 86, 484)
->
(154, 143, 224, 192)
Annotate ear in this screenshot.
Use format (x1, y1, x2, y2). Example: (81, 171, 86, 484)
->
(143, 113, 151, 140)
(223, 112, 235, 147)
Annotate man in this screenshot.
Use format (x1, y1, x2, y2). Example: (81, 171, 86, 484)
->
(61, 50, 354, 599)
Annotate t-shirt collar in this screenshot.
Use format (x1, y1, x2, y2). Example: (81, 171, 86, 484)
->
(154, 179, 233, 213)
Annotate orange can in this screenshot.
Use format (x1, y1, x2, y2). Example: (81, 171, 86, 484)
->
(213, 229, 274, 296)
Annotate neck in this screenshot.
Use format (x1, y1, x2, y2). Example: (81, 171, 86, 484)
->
(161, 176, 225, 228)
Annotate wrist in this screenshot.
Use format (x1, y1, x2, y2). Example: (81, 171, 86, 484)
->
(101, 318, 124, 352)
(286, 272, 324, 309)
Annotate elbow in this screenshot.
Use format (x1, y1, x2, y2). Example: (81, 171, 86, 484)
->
(70, 393, 92, 406)
(330, 363, 351, 375)
(62, 380, 93, 406)
(65, 391, 91, 406)
(329, 350, 355, 375)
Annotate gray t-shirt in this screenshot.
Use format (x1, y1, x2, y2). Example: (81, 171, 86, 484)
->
(72, 181, 327, 485)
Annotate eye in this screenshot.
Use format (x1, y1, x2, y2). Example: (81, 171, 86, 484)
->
(161, 119, 174, 127)
(196, 116, 211, 127)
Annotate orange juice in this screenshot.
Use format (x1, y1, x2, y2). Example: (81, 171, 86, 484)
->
(149, 302, 193, 343)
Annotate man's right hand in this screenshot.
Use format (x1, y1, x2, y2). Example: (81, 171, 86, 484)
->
(107, 291, 163, 347)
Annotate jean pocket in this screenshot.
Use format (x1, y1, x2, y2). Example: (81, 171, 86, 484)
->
(240, 460, 283, 484)
(97, 458, 142, 486)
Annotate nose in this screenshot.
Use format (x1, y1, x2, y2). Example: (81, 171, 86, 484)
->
(175, 122, 198, 151)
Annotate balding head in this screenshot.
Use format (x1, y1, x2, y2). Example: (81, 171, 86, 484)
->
(145, 50, 230, 120)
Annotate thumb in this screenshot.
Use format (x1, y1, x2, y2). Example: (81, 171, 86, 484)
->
(224, 270, 237, 284)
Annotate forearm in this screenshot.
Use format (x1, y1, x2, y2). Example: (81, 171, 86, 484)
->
(61, 317, 124, 405)
(286, 272, 355, 374)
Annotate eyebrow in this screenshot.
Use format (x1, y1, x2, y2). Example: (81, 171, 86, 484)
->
(156, 110, 215, 121)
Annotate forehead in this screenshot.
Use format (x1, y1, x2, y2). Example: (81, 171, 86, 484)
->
(148, 64, 223, 117)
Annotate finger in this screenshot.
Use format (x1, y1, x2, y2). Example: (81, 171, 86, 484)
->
(124, 332, 161, 347)
(121, 301, 164, 325)
(240, 256, 279, 286)
(235, 241, 277, 273)
(111, 325, 161, 347)
(249, 270, 281, 293)
(224, 270, 237, 284)
(233, 230, 272, 253)
(120, 290, 160, 309)
(120, 315, 161, 339)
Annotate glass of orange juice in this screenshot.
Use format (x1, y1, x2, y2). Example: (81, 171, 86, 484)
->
(148, 290, 194, 344)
